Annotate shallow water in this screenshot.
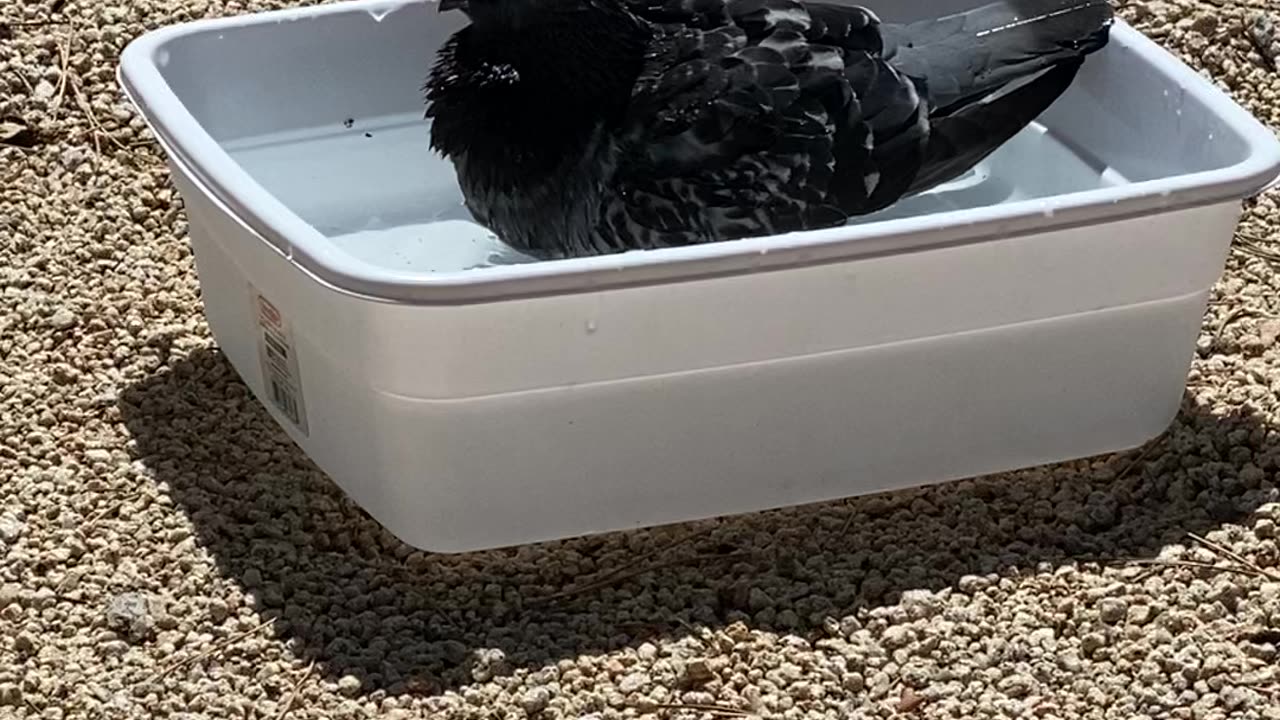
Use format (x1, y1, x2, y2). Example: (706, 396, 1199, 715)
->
(224, 112, 1128, 274)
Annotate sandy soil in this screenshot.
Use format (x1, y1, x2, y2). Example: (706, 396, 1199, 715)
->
(3, 0, 1280, 718)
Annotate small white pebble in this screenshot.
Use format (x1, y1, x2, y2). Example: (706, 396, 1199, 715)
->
(1098, 598, 1128, 624)
(881, 626, 916, 649)
(618, 672, 648, 693)
(337, 675, 361, 697)
(520, 687, 550, 714)
(49, 309, 77, 329)
(0, 514, 23, 543)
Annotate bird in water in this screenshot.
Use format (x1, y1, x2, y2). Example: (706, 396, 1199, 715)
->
(423, 0, 1114, 260)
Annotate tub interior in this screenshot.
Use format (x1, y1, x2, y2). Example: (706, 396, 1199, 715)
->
(150, 0, 1254, 273)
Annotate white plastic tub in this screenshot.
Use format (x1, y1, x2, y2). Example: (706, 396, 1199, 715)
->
(118, 0, 1280, 553)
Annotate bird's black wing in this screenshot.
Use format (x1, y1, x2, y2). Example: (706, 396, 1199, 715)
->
(875, 0, 1114, 192)
(878, 0, 1113, 116)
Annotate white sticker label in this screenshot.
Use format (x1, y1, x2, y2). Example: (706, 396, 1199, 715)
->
(251, 286, 309, 436)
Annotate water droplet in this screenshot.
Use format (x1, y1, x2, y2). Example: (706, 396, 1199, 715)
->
(156, 49, 171, 67)
(585, 320, 598, 334)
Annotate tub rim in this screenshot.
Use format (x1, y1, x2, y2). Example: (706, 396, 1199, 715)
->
(116, 0, 1280, 306)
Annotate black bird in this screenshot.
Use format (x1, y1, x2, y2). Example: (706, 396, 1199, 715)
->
(423, 0, 1114, 260)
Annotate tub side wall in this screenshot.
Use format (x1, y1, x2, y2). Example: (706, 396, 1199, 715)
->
(362, 289, 1210, 552)
(174, 159, 1235, 551)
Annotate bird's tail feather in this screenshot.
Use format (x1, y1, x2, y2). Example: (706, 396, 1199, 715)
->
(881, 0, 1114, 116)
(906, 55, 1083, 194)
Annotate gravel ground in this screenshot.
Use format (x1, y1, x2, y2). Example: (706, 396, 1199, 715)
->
(4, 0, 1280, 718)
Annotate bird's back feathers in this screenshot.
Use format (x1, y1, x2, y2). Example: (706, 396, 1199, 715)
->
(424, 0, 1115, 259)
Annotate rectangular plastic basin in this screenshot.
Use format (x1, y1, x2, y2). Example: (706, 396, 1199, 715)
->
(118, 0, 1280, 552)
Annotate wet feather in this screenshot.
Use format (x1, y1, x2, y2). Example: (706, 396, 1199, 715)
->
(423, 0, 1115, 259)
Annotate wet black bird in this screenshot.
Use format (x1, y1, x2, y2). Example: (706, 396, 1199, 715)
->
(423, 0, 1114, 260)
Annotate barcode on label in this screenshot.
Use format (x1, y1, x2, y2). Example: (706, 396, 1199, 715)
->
(269, 375, 300, 425)
(251, 286, 309, 435)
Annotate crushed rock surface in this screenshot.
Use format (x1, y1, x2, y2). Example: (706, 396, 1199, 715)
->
(3, 0, 1280, 718)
